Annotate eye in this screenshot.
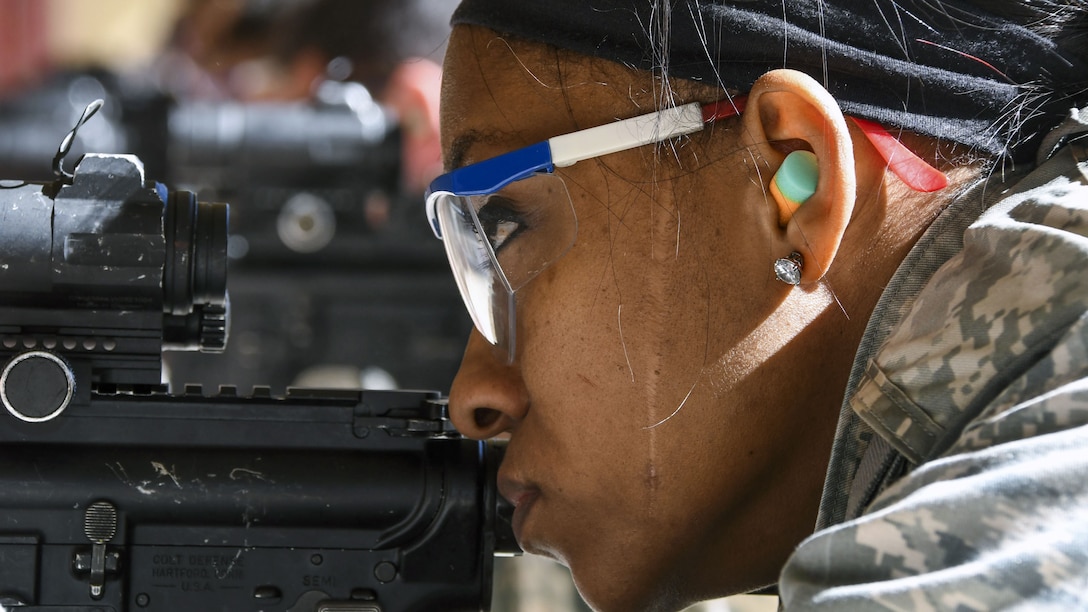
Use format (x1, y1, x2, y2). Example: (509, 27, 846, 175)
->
(476, 196, 527, 252)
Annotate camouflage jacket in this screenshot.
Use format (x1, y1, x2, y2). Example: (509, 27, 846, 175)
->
(779, 108, 1088, 609)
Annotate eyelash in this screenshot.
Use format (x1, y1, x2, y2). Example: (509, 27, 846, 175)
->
(475, 197, 527, 252)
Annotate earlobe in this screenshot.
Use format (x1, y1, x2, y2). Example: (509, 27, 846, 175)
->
(739, 69, 857, 284)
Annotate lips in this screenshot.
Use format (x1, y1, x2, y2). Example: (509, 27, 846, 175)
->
(498, 475, 540, 544)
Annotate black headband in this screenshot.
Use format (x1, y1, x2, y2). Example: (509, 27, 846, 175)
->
(451, 0, 1088, 162)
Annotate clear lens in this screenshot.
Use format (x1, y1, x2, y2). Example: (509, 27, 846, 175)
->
(428, 173, 576, 362)
(432, 194, 515, 348)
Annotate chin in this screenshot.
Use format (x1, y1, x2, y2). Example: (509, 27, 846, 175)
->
(566, 557, 692, 612)
(575, 585, 691, 612)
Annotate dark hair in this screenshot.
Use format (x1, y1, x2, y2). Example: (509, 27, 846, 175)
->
(453, 0, 1088, 163)
(974, 0, 1088, 54)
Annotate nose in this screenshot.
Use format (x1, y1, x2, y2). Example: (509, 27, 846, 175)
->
(447, 331, 530, 439)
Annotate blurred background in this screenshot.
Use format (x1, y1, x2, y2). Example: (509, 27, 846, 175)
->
(0, 0, 468, 395)
(0, 1, 776, 609)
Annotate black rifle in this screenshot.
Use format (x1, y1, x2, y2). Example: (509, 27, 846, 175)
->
(0, 102, 516, 611)
(0, 70, 471, 395)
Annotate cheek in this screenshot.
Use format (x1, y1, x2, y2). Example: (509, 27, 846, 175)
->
(517, 200, 718, 420)
(503, 178, 791, 605)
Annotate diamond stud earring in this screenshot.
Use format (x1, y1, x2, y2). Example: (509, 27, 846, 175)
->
(774, 251, 804, 285)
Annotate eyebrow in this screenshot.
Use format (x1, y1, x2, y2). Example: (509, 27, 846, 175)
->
(445, 129, 509, 171)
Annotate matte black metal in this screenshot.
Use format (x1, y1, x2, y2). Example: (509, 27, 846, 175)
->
(0, 387, 517, 611)
(0, 153, 229, 396)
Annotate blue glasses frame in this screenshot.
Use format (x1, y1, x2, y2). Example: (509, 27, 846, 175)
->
(425, 96, 948, 361)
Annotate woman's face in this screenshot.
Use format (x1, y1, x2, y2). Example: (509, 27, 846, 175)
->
(441, 26, 844, 610)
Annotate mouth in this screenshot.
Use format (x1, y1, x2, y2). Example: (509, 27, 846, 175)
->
(510, 490, 540, 544)
(498, 475, 540, 544)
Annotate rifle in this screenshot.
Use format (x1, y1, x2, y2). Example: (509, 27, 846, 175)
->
(0, 101, 516, 612)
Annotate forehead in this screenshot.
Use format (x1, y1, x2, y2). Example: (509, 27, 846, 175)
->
(440, 27, 570, 169)
(439, 25, 660, 170)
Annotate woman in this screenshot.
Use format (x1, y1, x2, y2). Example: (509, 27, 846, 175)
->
(425, 1, 1088, 609)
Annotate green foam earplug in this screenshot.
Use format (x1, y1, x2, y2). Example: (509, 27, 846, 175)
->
(772, 150, 819, 205)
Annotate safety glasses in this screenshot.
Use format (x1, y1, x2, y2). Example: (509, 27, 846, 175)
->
(426, 97, 946, 363)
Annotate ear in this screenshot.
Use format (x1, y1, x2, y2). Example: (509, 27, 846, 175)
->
(738, 69, 856, 284)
